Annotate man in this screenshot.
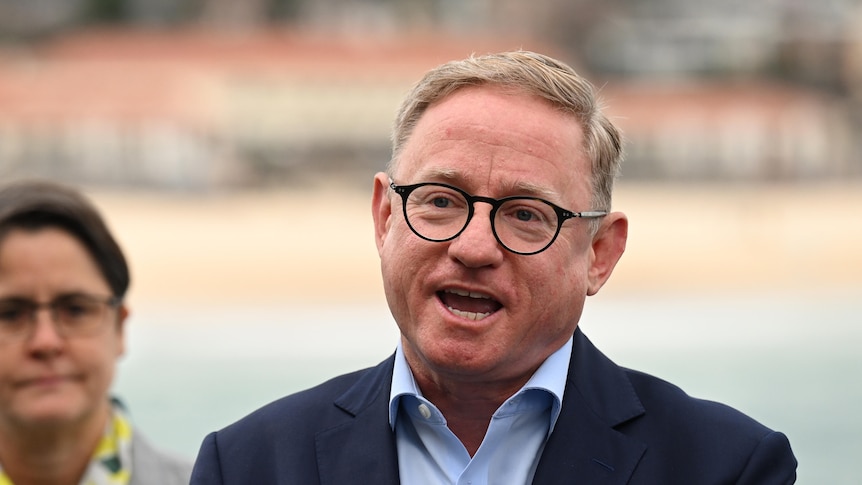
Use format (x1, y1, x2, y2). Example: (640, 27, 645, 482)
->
(191, 51, 797, 483)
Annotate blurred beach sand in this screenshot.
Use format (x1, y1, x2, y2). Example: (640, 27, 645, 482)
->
(90, 181, 862, 307)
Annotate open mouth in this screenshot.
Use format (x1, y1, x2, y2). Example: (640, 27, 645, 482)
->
(438, 289, 502, 321)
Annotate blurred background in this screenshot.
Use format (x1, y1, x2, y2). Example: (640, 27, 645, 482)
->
(1, 0, 860, 482)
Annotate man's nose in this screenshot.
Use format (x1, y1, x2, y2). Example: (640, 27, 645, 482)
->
(447, 204, 504, 267)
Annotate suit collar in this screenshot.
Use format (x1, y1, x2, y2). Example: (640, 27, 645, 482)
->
(320, 329, 647, 484)
(533, 327, 647, 484)
(333, 357, 395, 416)
(316, 357, 401, 484)
(567, 327, 645, 427)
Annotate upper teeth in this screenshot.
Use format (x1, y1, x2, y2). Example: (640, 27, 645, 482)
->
(447, 289, 490, 299)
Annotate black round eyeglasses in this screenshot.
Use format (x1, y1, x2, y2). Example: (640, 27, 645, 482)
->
(390, 180, 607, 255)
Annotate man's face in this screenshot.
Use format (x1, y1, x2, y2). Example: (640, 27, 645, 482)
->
(372, 85, 626, 390)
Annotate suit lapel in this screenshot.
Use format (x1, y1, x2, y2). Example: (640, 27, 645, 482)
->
(315, 357, 401, 484)
(316, 332, 648, 484)
(533, 329, 647, 484)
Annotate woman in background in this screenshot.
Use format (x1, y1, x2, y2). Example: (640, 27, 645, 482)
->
(0, 180, 191, 485)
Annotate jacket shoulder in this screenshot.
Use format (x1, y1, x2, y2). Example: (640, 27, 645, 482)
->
(623, 367, 772, 435)
(191, 358, 394, 483)
(203, 357, 391, 454)
(224, 361, 386, 435)
(620, 368, 797, 483)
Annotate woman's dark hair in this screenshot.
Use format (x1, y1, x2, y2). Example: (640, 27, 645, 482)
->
(0, 180, 130, 299)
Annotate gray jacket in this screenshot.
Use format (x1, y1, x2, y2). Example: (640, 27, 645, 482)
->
(129, 431, 193, 485)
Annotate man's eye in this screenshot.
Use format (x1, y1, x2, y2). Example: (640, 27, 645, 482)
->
(515, 209, 537, 222)
(432, 197, 451, 208)
(503, 203, 551, 225)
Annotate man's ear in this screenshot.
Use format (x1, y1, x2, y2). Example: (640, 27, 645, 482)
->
(587, 212, 628, 296)
(371, 172, 394, 254)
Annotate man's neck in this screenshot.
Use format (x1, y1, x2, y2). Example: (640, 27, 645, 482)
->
(414, 374, 529, 457)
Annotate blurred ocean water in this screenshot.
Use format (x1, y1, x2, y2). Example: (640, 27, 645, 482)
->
(114, 290, 861, 484)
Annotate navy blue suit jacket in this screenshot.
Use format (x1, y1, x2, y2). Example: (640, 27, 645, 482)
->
(191, 328, 796, 484)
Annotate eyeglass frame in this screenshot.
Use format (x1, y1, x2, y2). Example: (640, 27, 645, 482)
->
(389, 179, 607, 255)
(0, 293, 122, 342)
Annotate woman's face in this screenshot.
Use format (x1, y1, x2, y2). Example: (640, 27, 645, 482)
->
(0, 227, 126, 432)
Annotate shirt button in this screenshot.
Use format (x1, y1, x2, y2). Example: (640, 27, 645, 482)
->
(418, 403, 432, 419)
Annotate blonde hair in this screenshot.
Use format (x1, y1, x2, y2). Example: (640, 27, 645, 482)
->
(389, 50, 623, 212)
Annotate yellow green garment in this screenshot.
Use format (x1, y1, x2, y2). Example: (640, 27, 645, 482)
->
(0, 404, 133, 485)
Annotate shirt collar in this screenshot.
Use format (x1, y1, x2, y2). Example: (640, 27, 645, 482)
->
(389, 335, 573, 431)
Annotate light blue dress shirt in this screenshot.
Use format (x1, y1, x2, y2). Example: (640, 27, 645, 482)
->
(389, 336, 573, 485)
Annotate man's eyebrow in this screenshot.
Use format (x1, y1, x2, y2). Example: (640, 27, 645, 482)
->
(420, 167, 459, 181)
(505, 180, 561, 200)
(414, 168, 563, 200)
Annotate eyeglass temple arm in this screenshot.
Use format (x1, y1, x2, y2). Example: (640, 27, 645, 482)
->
(570, 211, 608, 218)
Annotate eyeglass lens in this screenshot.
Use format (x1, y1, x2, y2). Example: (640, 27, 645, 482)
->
(402, 184, 560, 254)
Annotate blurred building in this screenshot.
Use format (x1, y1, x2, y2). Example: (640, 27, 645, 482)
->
(604, 81, 856, 180)
(0, 29, 527, 189)
(0, 0, 860, 188)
